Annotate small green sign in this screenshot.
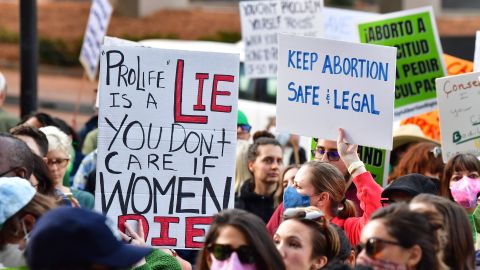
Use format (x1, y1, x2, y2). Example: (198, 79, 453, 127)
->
(310, 138, 389, 186)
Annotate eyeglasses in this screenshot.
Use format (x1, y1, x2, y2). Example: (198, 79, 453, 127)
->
(380, 198, 396, 207)
(46, 158, 70, 168)
(237, 124, 251, 133)
(283, 208, 324, 221)
(355, 237, 403, 259)
(208, 244, 256, 264)
(310, 148, 340, 161)
(0, 166, 21, 177)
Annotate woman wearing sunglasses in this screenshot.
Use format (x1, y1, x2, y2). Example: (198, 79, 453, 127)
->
(292, 129, 382, 245)
(197, 209, 285, 270)
(274, 207, 340, 270)
(410, 194, 475, 270)
(357, 203, 444, 270)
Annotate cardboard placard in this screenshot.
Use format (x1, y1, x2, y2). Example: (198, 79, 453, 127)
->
(239, 0, 323, 78)
(358, 7, 446, 120)
(435, 72, 480, 162)
(276, 34, 396, 150)
(96, 45, 239, 249)
(79, 0, 113, 81)
(323, 7, 378, 42)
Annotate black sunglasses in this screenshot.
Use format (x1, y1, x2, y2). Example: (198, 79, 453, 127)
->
(380, 198, 396, 207)
(355, 237, 403, 259)
(237, 124, 251, 133)
(283, 208, 324, 221)
(310, 148, 340, 161)
(208, 244, 256, 264)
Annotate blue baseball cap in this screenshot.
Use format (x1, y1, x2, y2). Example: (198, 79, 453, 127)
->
(26, 207, 152, 269)
(0, 177, 36, 229)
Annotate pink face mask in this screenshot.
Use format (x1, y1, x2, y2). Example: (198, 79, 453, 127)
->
(357, 254, 407, 270)
(210, 252, 256, 270)
(450, 176, 480, 208)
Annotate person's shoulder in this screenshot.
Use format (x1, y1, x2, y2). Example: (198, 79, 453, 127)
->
(71, 188, 95, 208)
(144, 249, 182, 270)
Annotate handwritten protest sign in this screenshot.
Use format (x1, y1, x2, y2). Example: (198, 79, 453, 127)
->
(276, 34, 396, 149)
(310, 138, 390, 186)
(79, 0, 113, 81)
(239, 0, 323, 78)
(435, 72, 480, 162)
(323, 7, 378, 42)
(96, 45, 239, 249)
(474, 31, 480, 72)
(358, 7, 446, 120)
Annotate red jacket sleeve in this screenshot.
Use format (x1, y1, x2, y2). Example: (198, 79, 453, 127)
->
(342, 171, 383, 245)
(266, 203, 284, 236)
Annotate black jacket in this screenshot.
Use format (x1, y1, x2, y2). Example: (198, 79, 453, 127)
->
(235, 180, 276, 224)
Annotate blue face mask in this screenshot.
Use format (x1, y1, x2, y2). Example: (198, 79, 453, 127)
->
(283, 185, 310, 209)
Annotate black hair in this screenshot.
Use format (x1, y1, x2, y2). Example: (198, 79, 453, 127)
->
(11, 125, 49, 157)
(0, 132, 34, 178)
(371, 203, 440, 270)
(197, 209, 285, 270)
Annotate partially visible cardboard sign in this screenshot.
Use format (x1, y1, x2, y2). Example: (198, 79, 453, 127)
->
(79, 0, 113, 81)
(239, 0, 323, 78)
(436, 72, 480, 162)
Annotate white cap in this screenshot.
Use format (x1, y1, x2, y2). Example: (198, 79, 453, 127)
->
(0, 177, 36, 228)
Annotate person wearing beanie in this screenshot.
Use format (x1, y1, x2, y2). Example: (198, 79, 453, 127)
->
(237, 110, 251, 141)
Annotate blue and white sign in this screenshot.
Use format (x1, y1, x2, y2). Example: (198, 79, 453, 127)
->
(323, 7, 378, 42)
(276, 34, 397, 149)
(79, 0, 113, 81)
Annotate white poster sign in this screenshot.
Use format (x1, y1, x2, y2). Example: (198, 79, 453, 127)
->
(436, 72, 480, 162)
(276, 34, 396, 149)
(96, 45, 239, 249)
(474, 31, 480, 72)
(80, 0, 113, 81)
(239, 0, 323, 78)
(323, 7, 378, 42)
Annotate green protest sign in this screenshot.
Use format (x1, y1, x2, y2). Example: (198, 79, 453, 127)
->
(310, 138, 389, 186)
(358, 7, 446, 120)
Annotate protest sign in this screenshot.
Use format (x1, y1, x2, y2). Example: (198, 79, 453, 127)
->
(474, 31, 480, 72)
(96, 45, 239, 249)
(323, 7, 378, 42)
(435, 72, 480, 162)
(310, 138, 390, 186)
(239, 0, 323, 78)
(276, 34, 396, 149)
(444, 54, 474, 76)
(79, 0, 113, 81)
(358, 7, 446, 120)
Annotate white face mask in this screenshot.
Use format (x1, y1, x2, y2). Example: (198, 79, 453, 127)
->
(0, 243, 26, 267)
(0, 219, 29, 267)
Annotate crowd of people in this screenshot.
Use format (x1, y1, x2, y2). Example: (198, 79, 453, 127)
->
(1, 68, 480, 270)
